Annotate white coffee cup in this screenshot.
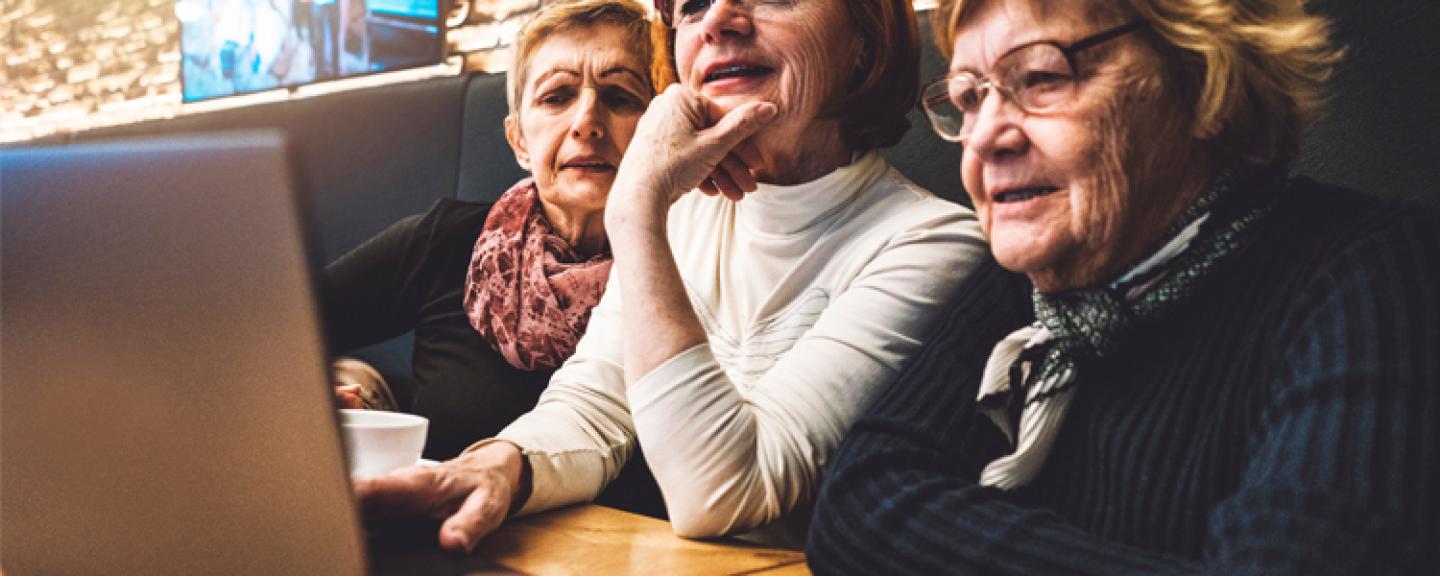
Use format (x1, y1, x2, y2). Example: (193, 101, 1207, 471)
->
(338, 409, 428, 479)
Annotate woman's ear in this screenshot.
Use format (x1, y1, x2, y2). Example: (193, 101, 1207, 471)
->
(504, 115, 531, 171)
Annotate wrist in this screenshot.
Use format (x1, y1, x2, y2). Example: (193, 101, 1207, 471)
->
(461, 439, 531, 513)
(605, 194, 669, 241)
(499, 441, 532, 515)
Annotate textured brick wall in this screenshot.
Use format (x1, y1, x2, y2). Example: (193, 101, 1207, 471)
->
(0, 0, 544, 143)
(2, 0, 182, 142)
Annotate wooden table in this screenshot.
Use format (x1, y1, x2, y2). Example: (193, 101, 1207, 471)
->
(475, 505, 811, 575)
(1, 505, 810, 575)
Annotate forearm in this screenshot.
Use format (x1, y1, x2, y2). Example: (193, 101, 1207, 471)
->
(605, 189, 707, 387)
(627, 344, 775, 536)
(627, 221, 996, 537)
(493, 363, 637, 515)
(809, 412, 1196, 576)
(802, 263, 1189, 575)
(321, 254, 410, 351)
(320, 213, 428, 351)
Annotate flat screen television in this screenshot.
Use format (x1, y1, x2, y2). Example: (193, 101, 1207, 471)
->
(178, 0, 446, 102)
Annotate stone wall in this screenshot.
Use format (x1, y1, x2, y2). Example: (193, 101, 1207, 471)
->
(0, 0, 544, 143)
(2, 0, 182, 141)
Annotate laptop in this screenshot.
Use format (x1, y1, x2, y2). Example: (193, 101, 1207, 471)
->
(1, 132, 515, 574)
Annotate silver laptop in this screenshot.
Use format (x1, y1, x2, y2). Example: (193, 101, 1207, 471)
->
(1, 132, 367, 574)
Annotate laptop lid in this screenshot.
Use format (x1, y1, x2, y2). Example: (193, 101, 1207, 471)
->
(1, 131, 367, 574)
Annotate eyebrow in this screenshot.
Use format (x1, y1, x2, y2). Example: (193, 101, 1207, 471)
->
(949, 63, 983, 75)
(599, 65, 646, 85)
(533, 65, 646, 87)
(949, 31, 1051, 74)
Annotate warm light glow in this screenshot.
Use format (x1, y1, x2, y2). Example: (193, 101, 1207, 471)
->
(174, 0, 205, 23)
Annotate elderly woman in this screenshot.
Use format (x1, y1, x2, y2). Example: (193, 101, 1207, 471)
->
(320, 0, 662, 459)
(807, 0, 1440, 573)
(357, 0, 994, 551)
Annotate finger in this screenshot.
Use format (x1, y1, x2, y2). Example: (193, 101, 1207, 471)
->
(699, 177, 721, 196)
(731, 139, 763, 170)
(335, 385, 364, 409)
(438, 480, 511, 553)
(717, 153, 757, 193)
(657, 83, 709, 133)
(701, 101, 778, 155)
(354, 465, 447, 515)
(710, 168, 744, 201)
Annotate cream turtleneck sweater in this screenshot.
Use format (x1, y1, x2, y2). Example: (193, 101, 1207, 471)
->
(493, 152, 988, 544)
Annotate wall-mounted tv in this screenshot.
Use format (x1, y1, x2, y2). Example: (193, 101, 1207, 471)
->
(177, 0, 446, 103)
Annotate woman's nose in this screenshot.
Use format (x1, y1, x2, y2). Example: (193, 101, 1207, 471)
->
(700, 0, 755, 42)
(570, 92, 606, 141)
(964, 90, 1028, 161)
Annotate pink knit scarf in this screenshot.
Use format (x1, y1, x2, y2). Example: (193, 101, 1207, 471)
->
(464, 178, 612, 371)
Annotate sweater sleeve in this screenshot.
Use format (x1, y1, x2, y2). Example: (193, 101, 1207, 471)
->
(807, 214, 1440, 575)
(320, 212, 427, 352)
(320, 199, 492, 353)
(626, 211, 991, 538)
(494, 268, 637, 516)
(1215, 213, 1440, 575)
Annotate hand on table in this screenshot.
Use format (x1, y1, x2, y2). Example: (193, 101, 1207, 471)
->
(355, 441, 527, 553)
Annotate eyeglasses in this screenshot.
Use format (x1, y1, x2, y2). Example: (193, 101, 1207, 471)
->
(921, 21, 1147, 143)
(668, 0, 798, 29)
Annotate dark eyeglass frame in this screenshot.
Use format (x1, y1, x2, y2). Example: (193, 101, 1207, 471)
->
(667, 0, 797, 28)
(922, 20, 1148, 143)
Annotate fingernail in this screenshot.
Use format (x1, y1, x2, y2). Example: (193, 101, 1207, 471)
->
(756, 103, 777, 122)
(444, 526, 473, 553)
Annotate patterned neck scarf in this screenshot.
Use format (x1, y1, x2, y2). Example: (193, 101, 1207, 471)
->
(975, 166, 1281, 490)
(464, 178, 612, 371)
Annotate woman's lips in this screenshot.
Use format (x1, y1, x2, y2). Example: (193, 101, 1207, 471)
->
(702, 64, 774, 83)
(701, 64, 774, 93)
(988, 186, 1063, 219)
(560, 159, 614, 173)
(993, 187, 1060, 203)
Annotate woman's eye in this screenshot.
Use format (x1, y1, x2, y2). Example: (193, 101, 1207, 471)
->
(1020, 70, 1070, 90)
(603, 89, 645, 111)
(956, 87, 984, 111)
(537, 88, 573, 106)
(678, 0, 710, 17)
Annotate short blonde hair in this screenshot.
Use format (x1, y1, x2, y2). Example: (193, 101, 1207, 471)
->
(506, 0, 670, 116)
(932, 0, 1343, 165)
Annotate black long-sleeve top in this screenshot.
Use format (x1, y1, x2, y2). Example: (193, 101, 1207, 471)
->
(807, 179, 1440, 574)
(320, 199, 551, 460)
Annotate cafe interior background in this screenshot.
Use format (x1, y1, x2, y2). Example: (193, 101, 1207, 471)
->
(0, 0, 1432, 184)
(2, 0, 555, 143)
